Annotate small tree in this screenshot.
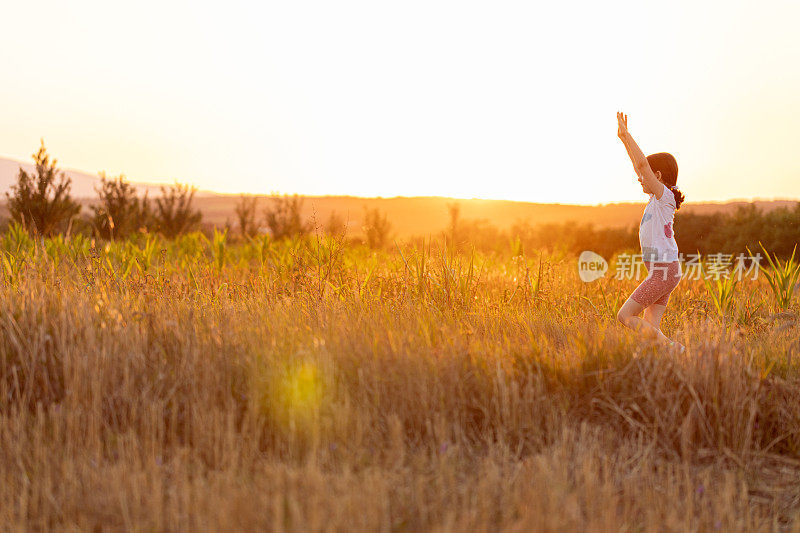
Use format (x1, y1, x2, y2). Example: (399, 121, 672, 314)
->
(153, 182, 202, 237)
(446, 202, 462, 251)
(325, 210, 347, 237)
(6, 139, 81, 236)
(235, 194, 259, 238)
(91, 172, 150, 239)
(263, 194, 310, 239)
(363, 207, 392, 249)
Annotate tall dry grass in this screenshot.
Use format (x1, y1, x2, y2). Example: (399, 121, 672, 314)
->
(0, 228, 799, 531)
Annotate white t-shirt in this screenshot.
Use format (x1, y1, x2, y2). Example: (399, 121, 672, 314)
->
(639, 182, 680, 263)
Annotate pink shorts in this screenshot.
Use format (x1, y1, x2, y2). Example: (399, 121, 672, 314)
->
(630, 261, 681, 307)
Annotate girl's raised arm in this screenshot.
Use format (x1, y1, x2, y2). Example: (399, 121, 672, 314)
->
(617, 112, 663, 199)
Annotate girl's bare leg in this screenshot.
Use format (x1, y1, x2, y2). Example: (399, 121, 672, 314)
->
(617, 298, 672, 344)
(644, 303, 685, 350)
(643, 304, 666, 329)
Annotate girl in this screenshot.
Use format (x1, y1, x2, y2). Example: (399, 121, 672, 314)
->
(615, 112, 686, 352)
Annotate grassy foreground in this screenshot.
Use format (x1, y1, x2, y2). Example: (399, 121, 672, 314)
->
(1, 228, 799, 531)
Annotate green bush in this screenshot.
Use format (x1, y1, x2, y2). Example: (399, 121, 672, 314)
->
(91, 173, 151, 239)
(5, 140, 81, 236)
(263, 194, 310, 240)
(152, 182, 202, 238)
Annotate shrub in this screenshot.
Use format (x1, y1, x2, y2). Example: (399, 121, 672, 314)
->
(5, 139, 81, 236)
(363, 207, 392, 249)
(234, 194, 259, 238)
(446, 202, 466, 252)
(91, 173, 151, 239)
(263, 194, 310, 240)
(152, 182, 202, 237)
(325, 210, 347, 237)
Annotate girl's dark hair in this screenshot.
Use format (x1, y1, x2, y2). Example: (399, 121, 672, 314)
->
(646, 152, 685, 209)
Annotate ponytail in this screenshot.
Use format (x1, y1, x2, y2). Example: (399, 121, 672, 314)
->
(669, 185, 685, 210)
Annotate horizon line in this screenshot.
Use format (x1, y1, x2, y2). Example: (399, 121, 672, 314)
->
(3, 154, 798, 208)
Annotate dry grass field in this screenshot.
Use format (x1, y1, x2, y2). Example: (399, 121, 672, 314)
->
(1, 226, 799, 531)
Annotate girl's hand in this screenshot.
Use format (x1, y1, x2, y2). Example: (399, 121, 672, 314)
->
(617, 111, 629, 140)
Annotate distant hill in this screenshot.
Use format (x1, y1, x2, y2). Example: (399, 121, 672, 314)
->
(0, 156, 214, 198)
(1, 155, 797, 237)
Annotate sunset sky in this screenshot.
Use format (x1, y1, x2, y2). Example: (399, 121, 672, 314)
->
(0, 0, 798, 205)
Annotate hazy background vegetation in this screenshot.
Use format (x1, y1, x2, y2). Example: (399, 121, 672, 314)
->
(2, 143, 799, 260)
